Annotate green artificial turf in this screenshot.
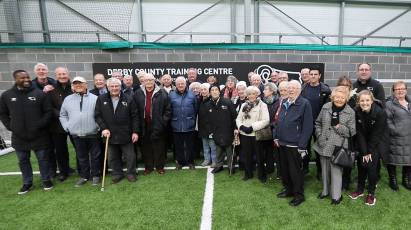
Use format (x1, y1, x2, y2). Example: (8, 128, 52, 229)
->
(213, 169, 411, 230)
(0, 170, 206, 230)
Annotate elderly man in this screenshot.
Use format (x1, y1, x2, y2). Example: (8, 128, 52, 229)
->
(250, 73, 265, 95)
(187, 68, 200, 84)
(300, 68, 310, 84)
(60, 76, 101, 187)
(95, 78, 139, 183)
(353, 63, 385, 101)
(48, 67, 73, 182)
(0, 70, 54, 194)
(278, 72, 289, 84)
(123, 75, 137, 97)
(275, 80, 313, 207)
(32, 63, 56, 93)
(90, 73, 108, 96)
(269, 71, 279, 85)
(169, 76, 199, 169)
(134, 73, 171, 175)
(160, 74, 175, 94)
(301, 67, 331, 178)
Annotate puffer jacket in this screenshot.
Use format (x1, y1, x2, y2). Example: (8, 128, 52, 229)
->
(236, 99, 270, 137)
(0, 85, 52, 151)
(313, 102, 356, 157)
(169, 89, 198, 132)
(385, 96, 411, 165)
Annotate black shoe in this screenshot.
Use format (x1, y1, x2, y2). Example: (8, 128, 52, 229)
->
(302, 168, 309, 176)
(389, 176, 399, 191)
(259, 177, 267, 184)
(58, 174, 68, 182)
(403, 177, 411, 190)
(68, 168, 75, 175)
(316, 173, 321, 181)
(289, 197, 305, 206)
(331, 196, 343, 205)
(18, 184, 33, 195)
(43, 180, 54, 191)
(211, 166, 223, 174)
(317, 192, 329, 199)
(175, 162, 183, 170)
(188, 164, 196, 170)
(112, 176, 124, 184)
(277, 189, 293, 198)
(242, 175, 252, 181)
(228, 168, 235, 175)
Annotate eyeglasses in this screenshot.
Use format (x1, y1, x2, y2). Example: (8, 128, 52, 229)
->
(394, 88, 407, 91)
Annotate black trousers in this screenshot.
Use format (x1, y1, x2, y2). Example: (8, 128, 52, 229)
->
(256, 140, 275, 180)
(356, 153, 379, 195)
(279, 145, 304, 198)
(173, 132, 195, 166)
(240, 135, 258, 178)
(73, 137, 101, 179)
(141, 129, 166, 171)
(386, 164, 411, 179)
(108, 143, 136, 177)
(50, 133, 70, 176)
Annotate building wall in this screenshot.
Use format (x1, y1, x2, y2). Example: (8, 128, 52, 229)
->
(1, 48, 411, 95)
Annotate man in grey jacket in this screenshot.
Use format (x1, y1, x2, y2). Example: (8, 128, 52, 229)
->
(60, 76, 101, 187)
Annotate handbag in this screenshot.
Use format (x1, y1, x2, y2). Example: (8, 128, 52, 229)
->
(331, 131, 355, 168)
(255, 102, 272, 141)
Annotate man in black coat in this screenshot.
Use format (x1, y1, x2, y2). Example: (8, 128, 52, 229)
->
(133, 73, 171, 175)
(0, 70, 54, 194)
(95, 77, 140, 183)
(48, 67, 73, 182)
(207, 85, 237, 174)
(353, 63, 385, 102)
(32, 63, 56, 93)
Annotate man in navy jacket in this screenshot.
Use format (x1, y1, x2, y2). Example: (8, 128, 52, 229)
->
(275, 80, 313, 207)
(169, 76, 199, 169)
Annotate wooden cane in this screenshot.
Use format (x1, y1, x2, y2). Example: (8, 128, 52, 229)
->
(101, 135, 109, 192)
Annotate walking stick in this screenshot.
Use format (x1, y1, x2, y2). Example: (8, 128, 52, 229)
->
(230, 132, 240, 176)
(101, 135, 109, 192)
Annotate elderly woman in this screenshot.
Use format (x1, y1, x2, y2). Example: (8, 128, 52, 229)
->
(189, 82, 201, 97)
(260, 82, 279, 179)
(349, 90, 388, 206)
(234, 81, 247, 113)
(236, 86, 270, 181)
(313, 86, 356, 205)
(221, 75, 239, 104)
(198, 83, 217, 167)
(207, 75, 218, 86)
(385, 81, 411, 191)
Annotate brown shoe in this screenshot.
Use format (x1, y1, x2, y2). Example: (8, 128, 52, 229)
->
(143, 169, 152, 176)
(112, 176, 124, 184)
(127, 175, 137, 182)
(157, 169, 165, 175)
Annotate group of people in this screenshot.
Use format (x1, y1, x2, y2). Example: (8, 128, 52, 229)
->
(1, 63, 410, 208)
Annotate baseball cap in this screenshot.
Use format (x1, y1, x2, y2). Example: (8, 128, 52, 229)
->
(72, 76, 87, 83)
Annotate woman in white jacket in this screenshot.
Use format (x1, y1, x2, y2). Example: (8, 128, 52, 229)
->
(236, 86, 270, 181)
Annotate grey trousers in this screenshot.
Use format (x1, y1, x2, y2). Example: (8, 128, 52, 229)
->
(108, 143, 136, 177)
(215, 145, 234, 169)
(320, 156, 343, 200)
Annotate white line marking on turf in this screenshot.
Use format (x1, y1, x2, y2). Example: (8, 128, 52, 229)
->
(200, 167, 214, 230)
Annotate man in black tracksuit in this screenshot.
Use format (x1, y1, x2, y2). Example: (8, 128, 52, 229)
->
(0, 70, 54, 194)
(95, 78, 140, 183)
(352, 63, 385, 102)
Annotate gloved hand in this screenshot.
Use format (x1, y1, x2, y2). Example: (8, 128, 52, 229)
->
(298, 149, 308, 158)
(239, 125, 253, 134)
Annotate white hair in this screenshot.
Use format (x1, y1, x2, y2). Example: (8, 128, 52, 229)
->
(34, 63, 48, 72)
(189, 82, 201, 90)
(251, 73, 261, 81)
(245, 86, 261, 96)
(236, 81, 247, 89)
(288, 80, 302, 89)
(144, 73, 155, 80)
(106, 77, 122, 86)
(278, 81, 288, 90)
(200, 83, 211, 90)
(175, 76, 186, 84)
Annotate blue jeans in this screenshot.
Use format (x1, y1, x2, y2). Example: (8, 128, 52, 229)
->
(202, 138, 217, 164)
(73, 137, 101, 179)
(15, 149, 51, 185)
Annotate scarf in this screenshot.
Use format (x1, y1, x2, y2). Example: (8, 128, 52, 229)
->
(223, 87, 239, 104)
(242, 99, 260, 119)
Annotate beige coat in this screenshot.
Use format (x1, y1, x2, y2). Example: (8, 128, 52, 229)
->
(236, 100, 270, 137)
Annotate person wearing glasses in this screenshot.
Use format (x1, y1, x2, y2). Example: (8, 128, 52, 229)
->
(385, 81, 411, 191)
